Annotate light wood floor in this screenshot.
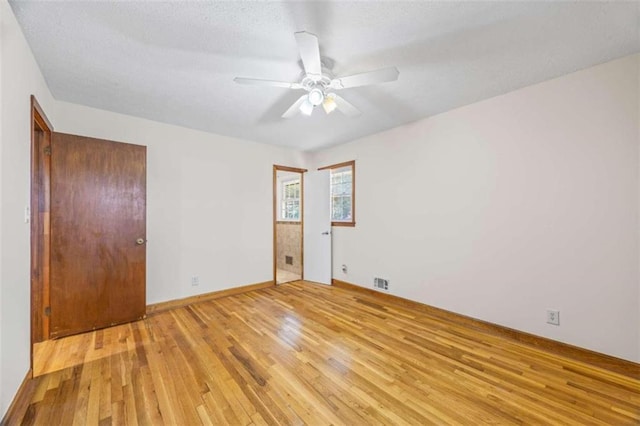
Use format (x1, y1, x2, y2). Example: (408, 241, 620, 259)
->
(18, 281, 640, 425)
(275, 269, 300, 285)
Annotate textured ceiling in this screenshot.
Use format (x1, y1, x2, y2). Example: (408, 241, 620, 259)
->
(9, 1, 640, 151)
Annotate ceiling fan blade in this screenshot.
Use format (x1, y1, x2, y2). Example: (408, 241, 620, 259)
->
(333, 95, 361, 117)
(329, 67, 399, 90)
(282, 95, 308, 119)
(234, 77, 302, 90)
(294, 31, 322, 78)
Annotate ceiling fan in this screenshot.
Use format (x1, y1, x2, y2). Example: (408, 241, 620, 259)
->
(234, 31, 399, 119)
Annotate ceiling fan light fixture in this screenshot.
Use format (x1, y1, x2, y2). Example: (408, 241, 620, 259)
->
(322, 94, 337, 114)
(308, 88, 324, 106)
(235, 31, 397, 119)
(299, 99, 314, 116)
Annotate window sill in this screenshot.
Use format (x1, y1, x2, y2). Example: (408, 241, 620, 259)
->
(332, 222, 355, 227)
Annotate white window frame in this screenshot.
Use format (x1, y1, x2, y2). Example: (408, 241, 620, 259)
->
(281, 178, 301, 221)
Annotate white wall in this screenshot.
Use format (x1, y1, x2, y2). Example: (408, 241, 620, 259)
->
(54, 102, 307, 304)
(311, 54, 640, 362)
(0, 0, 58, 416)
(0, 2, 4, 412)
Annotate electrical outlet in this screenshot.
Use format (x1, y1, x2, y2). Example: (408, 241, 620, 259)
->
(546, 309, 560, 325)
(341, 264, 347, 273)
(191, 276, 200, 286)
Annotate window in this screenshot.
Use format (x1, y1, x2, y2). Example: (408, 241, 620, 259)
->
(281, 179, 301, 220)
(320, 160, 355, 227)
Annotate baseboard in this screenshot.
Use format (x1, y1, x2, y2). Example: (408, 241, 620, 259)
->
(146, 280, 275, 315)
(1, 369, 36, 425)
(332, 279, 640, 379)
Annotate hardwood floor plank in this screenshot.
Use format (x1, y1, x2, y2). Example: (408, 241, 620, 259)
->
(98, 357, 112, 422)
(83, 360, 101, 426)
(70, 362, 93, 426)
(16, 281, 640, 425)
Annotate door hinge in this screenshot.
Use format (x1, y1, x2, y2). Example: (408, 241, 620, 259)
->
(44, 306, 51, 316)
(43, 146, 51, 155)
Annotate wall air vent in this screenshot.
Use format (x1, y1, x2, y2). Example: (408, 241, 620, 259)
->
(374, 277, 389, 291)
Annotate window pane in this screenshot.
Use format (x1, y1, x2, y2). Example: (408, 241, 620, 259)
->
(282, 179, 300, 220)
(335, 197, 344, 220)
(342, 196, 351, 220)
(328, 162, 354, 224)
(330, 194, 351, 221)
(331, 196, 341, 219)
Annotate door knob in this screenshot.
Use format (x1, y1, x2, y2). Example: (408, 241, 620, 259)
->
(136, 238, 146, 245)
(321, 231, 331, 235)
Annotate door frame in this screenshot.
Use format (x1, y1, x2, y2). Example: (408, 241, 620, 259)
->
(273, 165, 307, 284)
(30, 95, 53, 358)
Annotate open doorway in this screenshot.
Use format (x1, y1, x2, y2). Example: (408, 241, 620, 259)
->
(273, 165, 306, 284)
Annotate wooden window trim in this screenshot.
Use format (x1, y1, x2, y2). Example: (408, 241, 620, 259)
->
(275, 165, 308, 174)
(318, 160, 356, 227)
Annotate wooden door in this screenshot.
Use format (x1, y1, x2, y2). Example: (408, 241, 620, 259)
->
(50, 132, 146, 338)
